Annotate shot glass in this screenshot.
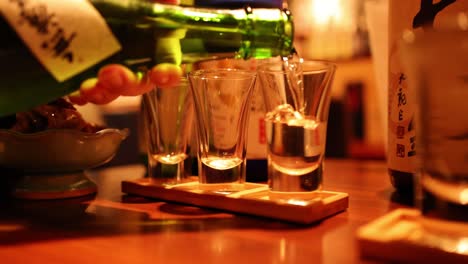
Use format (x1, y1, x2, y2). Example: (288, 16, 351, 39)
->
(188, 68, 257, 193)
(142, 77, 194, 185)
(400, 29, 468, 223)
(257, 60, 336, 193)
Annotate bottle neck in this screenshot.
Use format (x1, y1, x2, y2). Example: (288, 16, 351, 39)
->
(91, 0, 294, 59)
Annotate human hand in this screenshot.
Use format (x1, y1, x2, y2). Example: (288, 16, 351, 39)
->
(67, 63, 183, 105)
(67, 0, 183, 105)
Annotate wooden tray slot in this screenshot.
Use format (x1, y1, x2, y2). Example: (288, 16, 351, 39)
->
(122, 179, 348, 224)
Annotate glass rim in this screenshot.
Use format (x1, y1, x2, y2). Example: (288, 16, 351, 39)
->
(257, 60, 336, 74)
(188, 68, 257, 80)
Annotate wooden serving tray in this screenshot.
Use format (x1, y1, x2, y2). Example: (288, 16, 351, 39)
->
(357, 209, 468, 263)
(121, 178, 348, 224)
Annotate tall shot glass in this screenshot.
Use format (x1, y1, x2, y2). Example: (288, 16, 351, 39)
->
(142, 77, 194, 185)
(188, 69, 257, 193)
(257, 60, 336, 193)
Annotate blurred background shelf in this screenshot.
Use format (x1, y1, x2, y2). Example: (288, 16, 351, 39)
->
(326, 57, 386, 160)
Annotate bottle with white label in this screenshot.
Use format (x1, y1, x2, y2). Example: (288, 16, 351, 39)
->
(388, 0, 466, 194)
(0, 0, 294, 117)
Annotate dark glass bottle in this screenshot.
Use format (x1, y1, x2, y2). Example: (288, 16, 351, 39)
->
(0, 0, 294, 116)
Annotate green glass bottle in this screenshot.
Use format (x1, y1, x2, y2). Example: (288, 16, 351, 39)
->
(0, 0, 294, 116)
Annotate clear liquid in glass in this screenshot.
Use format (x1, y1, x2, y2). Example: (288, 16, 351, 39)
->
(199, 156, 245, 193)
(265, 105, 326, 192)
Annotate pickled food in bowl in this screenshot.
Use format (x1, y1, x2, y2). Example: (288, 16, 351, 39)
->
(0, 98, 104, 133)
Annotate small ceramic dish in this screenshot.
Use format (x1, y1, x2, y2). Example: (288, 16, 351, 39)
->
(0, 128, 129, 199)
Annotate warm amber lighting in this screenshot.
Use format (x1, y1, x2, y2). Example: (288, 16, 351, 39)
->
(311, 0, 343, 27)
(457, 12, 468, 30)
(286, 199, 309, 206)
(279, 238, 287, 261)
(456, 238, 468, 254)
(460, 189, 468, 205)
(290, 0, 358, 59)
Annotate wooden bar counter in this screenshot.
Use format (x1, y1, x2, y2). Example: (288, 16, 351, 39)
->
(0, 159, 412, 264)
